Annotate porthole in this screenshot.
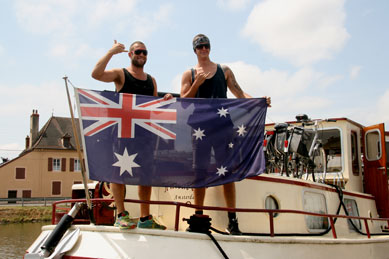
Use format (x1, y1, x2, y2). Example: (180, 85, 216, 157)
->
(265, 195, 279, 217)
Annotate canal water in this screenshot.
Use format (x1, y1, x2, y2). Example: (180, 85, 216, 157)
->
(0, 222, 48, 258)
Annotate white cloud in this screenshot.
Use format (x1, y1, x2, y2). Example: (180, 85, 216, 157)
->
(223, 61, 336, 122)
(0, 81, 69, 118)
(130, 4, 174, 39)
(317, 74, 344, 89)
(217, 0, 251, 10)
(224, 61, 330, 98)
(14, 0, 172, 61)
(14, 0, 78, 36)
(48, 40, 102, 63)
(86, 0, 137, 27)
(242, 0, 349, 66)
(14, 0, 170, 39)
(171, 61, 340, 123)
(350, 65, 362, 80)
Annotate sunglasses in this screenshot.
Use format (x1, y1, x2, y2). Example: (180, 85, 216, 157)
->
(133, 49, 148, 56)
(195, 44, 210, 50)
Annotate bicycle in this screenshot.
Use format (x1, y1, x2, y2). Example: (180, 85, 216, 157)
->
(287, 114, 335, 182)
(263, 123, 290, 176)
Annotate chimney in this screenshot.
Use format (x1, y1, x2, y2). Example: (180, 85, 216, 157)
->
(30, 109, 39, 148)
(25, 135, 30, 149)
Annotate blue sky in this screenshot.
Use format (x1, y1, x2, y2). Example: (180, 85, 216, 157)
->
(1, 0, 388, 160)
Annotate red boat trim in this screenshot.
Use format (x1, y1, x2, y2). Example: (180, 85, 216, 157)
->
(248, 175, 375, 200)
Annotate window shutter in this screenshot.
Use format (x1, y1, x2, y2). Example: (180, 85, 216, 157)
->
(22, 190, 32, 198)
(61, 158, 66, 171)
(70, 158, 74, 172)
(48, 158, 53, 171)
(52, 182, 61, 195)
(16, 168, 26, 179)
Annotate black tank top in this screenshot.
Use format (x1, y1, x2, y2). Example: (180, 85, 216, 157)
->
(120, 68, 154, 96)
(191, 64, 227, 98)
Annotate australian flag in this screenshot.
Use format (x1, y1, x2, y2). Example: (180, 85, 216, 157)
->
(75, 88, 267, 188)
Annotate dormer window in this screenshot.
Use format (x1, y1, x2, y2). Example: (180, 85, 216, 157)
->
(62, 133, 71, 148)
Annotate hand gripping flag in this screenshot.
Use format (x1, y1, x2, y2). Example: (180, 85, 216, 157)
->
(75, 88, 267, 188)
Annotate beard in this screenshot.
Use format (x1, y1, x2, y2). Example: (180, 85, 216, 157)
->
(132, 58, 146, 68)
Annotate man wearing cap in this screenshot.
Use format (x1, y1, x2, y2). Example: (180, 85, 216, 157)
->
(92, 40, 171, 230)
(180, 34, 271, 235)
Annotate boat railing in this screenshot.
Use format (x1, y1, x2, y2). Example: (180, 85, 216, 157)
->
(51, 198, 389, 239)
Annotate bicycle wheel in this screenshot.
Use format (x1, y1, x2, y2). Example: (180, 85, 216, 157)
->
(290, 154, 301, 178)
(312, 146, 326, 182)
(281, 153, 290, 177)
(264, 139, 277, 174)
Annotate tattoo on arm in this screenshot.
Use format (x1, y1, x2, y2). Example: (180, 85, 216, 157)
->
(223, 66, 244, 97)
(231, 73, 243, 92)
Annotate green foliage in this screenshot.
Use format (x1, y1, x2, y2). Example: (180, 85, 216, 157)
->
(0, 206, 51, 224)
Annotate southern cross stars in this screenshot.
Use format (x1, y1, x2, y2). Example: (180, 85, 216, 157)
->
(112, 148, 140, 176)
(237, 124, 247, 136)
(193, 127, 205, 140)
(217, 107, 229, 117)
(216, 166, 228, 176)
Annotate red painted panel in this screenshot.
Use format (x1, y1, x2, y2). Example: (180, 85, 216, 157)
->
(363, 123, 389, 218)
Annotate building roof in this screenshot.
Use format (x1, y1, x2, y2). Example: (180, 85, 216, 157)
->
(1, 115, 82, 168)
(31, 116, 82, 150)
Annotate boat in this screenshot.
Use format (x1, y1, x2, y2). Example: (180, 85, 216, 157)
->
(25, 117, 389, 259)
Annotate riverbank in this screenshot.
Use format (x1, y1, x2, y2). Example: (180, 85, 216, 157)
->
(0, 206, 51, 224)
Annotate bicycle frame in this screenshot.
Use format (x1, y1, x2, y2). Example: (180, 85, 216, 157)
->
(264, 115, 335, 184)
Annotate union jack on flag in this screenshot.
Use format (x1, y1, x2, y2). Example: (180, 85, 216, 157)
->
(77, 88, 177, 139)
(75, 88, 267, 188)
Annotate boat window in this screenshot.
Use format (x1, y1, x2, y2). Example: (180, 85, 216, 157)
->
(303, 191, 328, 231)
(320, 129, 342, 172)
(351, 131, 360, 176)
(344, 198, 361, 230)
(265, 195, 279, 217)
(365, 129, 382, 161)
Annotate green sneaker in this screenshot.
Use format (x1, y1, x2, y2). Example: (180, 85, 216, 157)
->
(137, 215, 166, 230)
(114, 211, 137, 229)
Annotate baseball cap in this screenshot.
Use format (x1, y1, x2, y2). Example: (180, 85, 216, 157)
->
(192, 34, 210, 50)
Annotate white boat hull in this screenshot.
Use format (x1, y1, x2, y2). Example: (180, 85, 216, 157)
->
(28, 224, 389, 259)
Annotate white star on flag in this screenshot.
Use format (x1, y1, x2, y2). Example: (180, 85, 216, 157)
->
(193, 127, 205, 140)
(217, 107, 229, 117)
(228, 142, 234, 149)
(216, 166, 228, 176)
(112, 148, 140, 176)
(237, 124, 247, 136)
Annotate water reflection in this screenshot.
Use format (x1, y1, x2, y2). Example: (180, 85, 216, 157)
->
(0, 222, 48, 258)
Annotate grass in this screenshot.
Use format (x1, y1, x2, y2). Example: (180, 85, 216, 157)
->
(0, 206, 52, 224)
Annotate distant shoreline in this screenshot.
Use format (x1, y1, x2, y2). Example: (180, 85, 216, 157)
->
(0, 206, 51, 224)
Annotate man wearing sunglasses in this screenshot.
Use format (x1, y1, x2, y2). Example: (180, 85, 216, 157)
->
(180, 34, 271, 235)
(92, 40, 171, 230)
